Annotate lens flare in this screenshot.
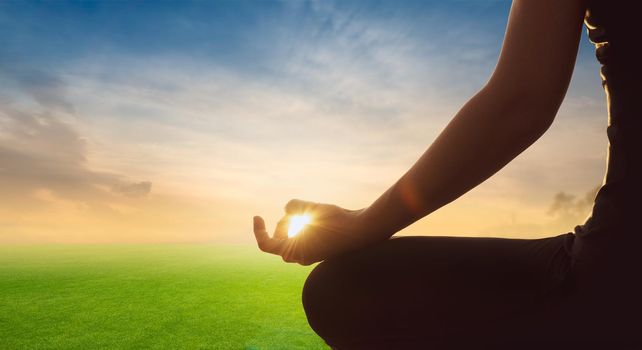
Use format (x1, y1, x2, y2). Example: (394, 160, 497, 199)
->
(288, 214, 311, 237)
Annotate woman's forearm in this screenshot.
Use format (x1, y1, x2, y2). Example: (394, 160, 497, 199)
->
(359, 86, 556, 240)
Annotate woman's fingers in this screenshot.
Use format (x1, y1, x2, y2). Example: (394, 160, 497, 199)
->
(285, 199, 317, 214)
(253, 216, 270, 243)
(253, 215, 288, 255)
(273, 217, 289, 240)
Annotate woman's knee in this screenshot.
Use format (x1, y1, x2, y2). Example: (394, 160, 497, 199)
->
(302, 258, 354, 344)
(302, 261, 334, 333)
(302, 241, 402, 331)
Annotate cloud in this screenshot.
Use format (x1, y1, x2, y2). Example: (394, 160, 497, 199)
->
(0, 70, 152, 210)
(547, 186, 601, 224)
(15, 69, 76, 114)
(112, 181, 152, 198)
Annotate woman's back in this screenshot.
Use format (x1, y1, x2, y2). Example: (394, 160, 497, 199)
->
(558, 1, 642, 341)
(575, 0, 641, 246)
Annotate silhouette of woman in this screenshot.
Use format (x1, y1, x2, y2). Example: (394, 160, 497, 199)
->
(253, 0, 641, 347)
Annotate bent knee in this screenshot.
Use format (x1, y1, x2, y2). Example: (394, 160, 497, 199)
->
(302, 259, 353, 344)
(302, 261, 332, 333)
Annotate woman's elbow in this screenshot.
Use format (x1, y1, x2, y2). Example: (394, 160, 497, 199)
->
(480, 85, 560, 141)
(508, 100, 558, 139)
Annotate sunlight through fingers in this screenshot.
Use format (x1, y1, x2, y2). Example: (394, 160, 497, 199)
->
(288, 214, 312, 237)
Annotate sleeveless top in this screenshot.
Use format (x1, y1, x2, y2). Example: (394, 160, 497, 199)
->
(576, 0, 642, 240)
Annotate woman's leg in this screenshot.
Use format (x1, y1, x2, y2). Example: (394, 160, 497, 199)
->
(302, 233, 575, 348)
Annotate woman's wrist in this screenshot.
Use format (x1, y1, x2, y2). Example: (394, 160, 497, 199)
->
(354, 205, 395, 242)
(359, 180, 427, 241)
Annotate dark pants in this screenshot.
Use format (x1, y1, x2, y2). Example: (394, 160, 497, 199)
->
(302, 233, 642, 348)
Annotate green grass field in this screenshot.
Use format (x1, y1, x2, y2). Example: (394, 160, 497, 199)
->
(0, 245, 328, 349)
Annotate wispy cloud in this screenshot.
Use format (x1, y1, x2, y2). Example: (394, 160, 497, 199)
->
(0, 70, 152, 210)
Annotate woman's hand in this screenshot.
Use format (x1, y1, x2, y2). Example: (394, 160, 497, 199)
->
(253, 199, 378, 265)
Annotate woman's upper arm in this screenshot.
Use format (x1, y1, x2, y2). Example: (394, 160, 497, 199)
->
(487, 0, 586, 124)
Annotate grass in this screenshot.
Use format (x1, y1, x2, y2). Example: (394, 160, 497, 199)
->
(0, 245, 328, 349)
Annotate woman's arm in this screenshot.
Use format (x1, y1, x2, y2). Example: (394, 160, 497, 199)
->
(360, 0, 586, 240)
(254, 0, 587, 264)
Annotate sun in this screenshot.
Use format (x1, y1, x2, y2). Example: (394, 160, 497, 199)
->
(288, 214, 312, 237)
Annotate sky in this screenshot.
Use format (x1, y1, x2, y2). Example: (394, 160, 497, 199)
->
(0, 0, 608, 244)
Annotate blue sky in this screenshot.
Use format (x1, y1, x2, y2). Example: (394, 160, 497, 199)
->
(2, 2, 509, 65)
(0, 1, 608, 243)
